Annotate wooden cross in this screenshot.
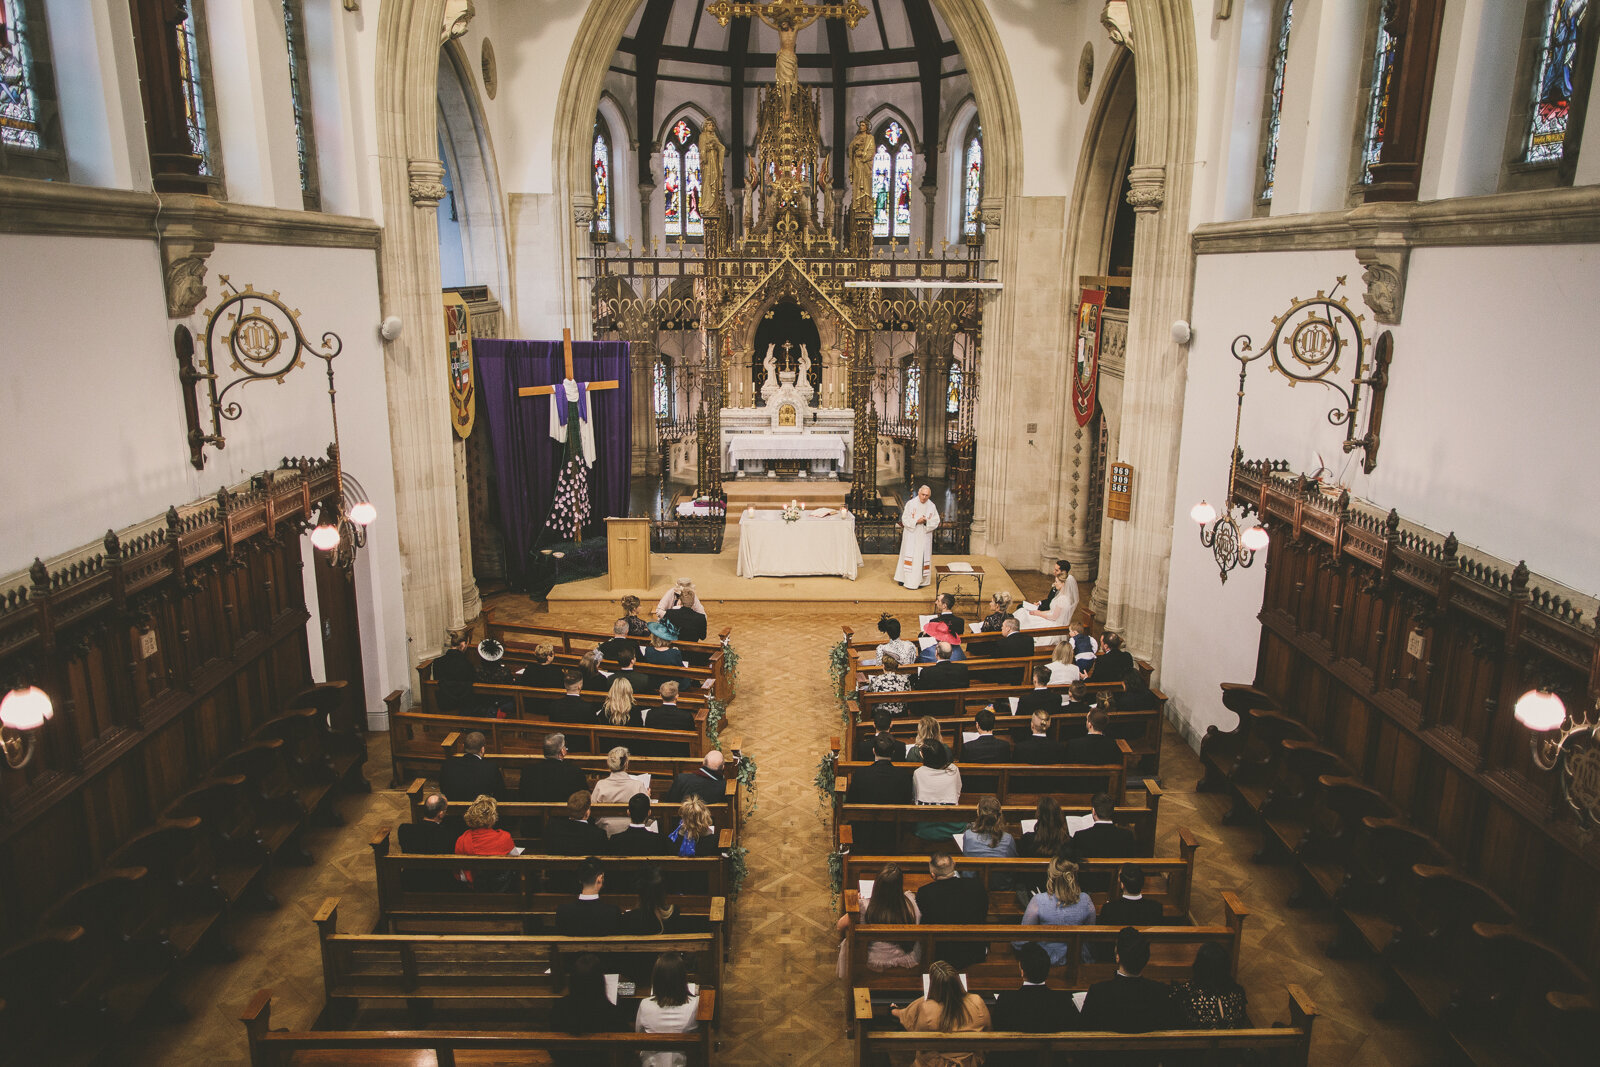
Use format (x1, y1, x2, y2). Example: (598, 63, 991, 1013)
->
(516, 328, 621, 400)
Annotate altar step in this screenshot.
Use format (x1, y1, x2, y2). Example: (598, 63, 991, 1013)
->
(722, 481, 851, 509)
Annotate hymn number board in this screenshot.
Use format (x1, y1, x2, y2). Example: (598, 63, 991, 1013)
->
(1108, 463, 1133, 521)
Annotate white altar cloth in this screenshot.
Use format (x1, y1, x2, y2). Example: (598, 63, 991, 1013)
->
(736, 509, 862, 579)
(726, 433, 847, 466)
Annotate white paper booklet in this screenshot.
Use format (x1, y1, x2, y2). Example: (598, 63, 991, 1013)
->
(1066, 813, 1096, 835)
(923, 972, 970, 996)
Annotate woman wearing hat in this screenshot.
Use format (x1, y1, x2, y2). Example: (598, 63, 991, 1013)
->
(915, 620, 967, 662)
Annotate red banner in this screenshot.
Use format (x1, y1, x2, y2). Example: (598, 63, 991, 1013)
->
(1073, 288, 1105, 426)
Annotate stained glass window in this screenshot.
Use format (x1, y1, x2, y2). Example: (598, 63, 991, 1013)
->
(1525, 0, 1589, 163)
(0, 0, 44, 150)
(962, 123, 983, 237)
(872, 144, 892, 236)
(873, 120, 914, 240)
(593, 121, 611, 237)
(902, 361, 920, 421)
(893, 142, 913, 233)
(662, 117, 703, 238)
(1260, 0, 1294, 201)
(1360, 15, 1396, 182)
(653, 360, 671, 418)
(176, 7, 213, 175)
(946, 359, 961, 415)
(282, 0, 318, 205)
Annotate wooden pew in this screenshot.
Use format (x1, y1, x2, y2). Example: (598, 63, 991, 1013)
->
(852, 985, 1317, 1066)
(243, 988, 716, 1066)
(486, 613, 735, 702)
(840, 834, 1201, 924)
(403, 778, 739, 844)
(833, 755, 1130, 805)
(312, 897, 724, 1026)
(413, 677, 710, 733)
(835, 785, 1162, 856)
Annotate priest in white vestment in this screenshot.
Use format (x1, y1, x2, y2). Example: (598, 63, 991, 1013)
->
(893, 486, 940, 589)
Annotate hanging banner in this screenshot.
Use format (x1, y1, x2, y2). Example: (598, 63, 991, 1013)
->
(1073, 287, 1105, 426)
(444, 292, 476, 437)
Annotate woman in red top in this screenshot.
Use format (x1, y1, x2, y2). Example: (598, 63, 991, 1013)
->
(455, 794, 514, 886)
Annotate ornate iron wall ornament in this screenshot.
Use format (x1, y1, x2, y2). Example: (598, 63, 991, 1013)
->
(1231, 276, 1392, 474)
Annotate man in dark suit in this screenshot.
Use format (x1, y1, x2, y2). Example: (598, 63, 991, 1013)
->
(1078, 927, 1180, 1033)
(638, 681, 696, 733)
(1071, 793, 1139, 858)
(1014, 711, 1069, 765)
(438, 731, 505, 801)
(518, 732, 590, 802)
(911, 642, 969, 716)
(1097, 864, 1165, 927)
(924, 592, 964, 636)
(1035, 559, 1070, 615)
(915, 851, 990, 970)
(543, 790, 609, 856)
(396, 792, 459, 891)
(961, 708, 1012, 764)
(546, 670, 596, 724)
(611, 645, 653, 699)
(608, 793, 672, 856)
(993, 942, 1079, 1033)
(665, 750, 726, 805)
(869, 709, 907, 761)
(1015, 666, 1063, 720)
(597, 620, 636, 664)
(843, 734, 914, 853)
(970, 618, 1035, 683)
(433, 633, 499, 716)
(555, 857, 621, 935)
(1065, 707, 1124, 766)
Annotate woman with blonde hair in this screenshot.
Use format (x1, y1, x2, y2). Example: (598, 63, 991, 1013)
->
(834, 862, 922, 975)
(904, 716, 944, 762)
(980, 591, 1014, 632)
(658, 578, 708, 643)
(590, 746, 646, 835)
(454, 794, 514, 886)
(890, 959, 991, 1065)
(620, 595, 652, 637)
(1045, 638, 1083, 685)
(601, 676, 636, 726)
(516, 642, 564, 690)
(668, 795, 717, 857)
(1016, 856, 1096, 965)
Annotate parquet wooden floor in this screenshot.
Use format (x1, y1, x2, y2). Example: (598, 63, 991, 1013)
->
(122, 588, 1456, 1064)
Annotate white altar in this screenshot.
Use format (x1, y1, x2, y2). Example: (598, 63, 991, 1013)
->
(721, 354, 852, 477)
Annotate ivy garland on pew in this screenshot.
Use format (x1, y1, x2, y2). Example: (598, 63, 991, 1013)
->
(728, 844, 750, 897)
(705, 696, 728, 747)
(827, 846, 845, 910)
(813, 749, 836, 813)
(828, 637, 851, 728)
(720, 639, 740, 698)
(734, 752, 758, 816)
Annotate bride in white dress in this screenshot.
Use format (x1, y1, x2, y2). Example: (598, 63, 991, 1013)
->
(1014, 573, 1078, 646)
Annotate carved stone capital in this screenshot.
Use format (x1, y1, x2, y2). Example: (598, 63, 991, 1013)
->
(441, 0, 475, 45)
(1355, 245, 1409, 325)
(1102, 1, 1134, 52)
(977, 195, 1004, 229)
(408, 159, 447, 207)
(161, 238, 214, 318)
(1126, 164, 1165, 214)
(572, 193, 598, 227)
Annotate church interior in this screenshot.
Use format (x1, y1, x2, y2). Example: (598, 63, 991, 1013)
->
(2, 0, 1599, 1063)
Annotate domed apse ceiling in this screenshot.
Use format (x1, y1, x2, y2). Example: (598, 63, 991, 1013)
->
(610, 0, 966, 189)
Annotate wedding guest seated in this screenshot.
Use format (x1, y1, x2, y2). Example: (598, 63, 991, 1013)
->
(1070, 793, 1138, 858)
(916, 623, 967, 663)
(620, 594, 652, 637)
(1068, 623, 1097, 674)
(554, 953, 629, 1065)
(556, 856, 620, 935)
(598, 619, 637, 663)
(1015, 856, 1096, 965)
(834, 862, 922, 974)
(875, 613, 919, 668)
(971, 618, 1031, 681)
(662, 582, 708, 643)
(519, 732, 590, 803)
(454, 794, 515, 888)
(890, 959, 992, 1058)
(544, 789, 609, 856)
(961, 795, 1019, 860)
(1171, 942, 1249, 1029)
(666, 795, 719, 857)
(599, 677, 637, 727)
(438, 730, 505, 801)
(640, 681, 695, 746)
(621, 864, 702, 935)
(912, 741, 965, 845)
(1097, 863, 1166, 927)
(1017, 796, 1071, 860)
(993, 942, 1080, 1035)
(1014, 710, 1069, 765)
(433, 632, 497, 717)
(1078, 927, 1180, 1033)
(1060, 680, 1094, 722)
(1064, 706, 1122, 766)
(547, 670, 597, 724)
(924, 592, 964, 636)
(980, 592, 1014, 632)
(860, 649, 913, 716)
(611, 645, 654, 696)
(643, 628, 687, 671)
(579, 649, 610, 693)
(912, 642, 969, 717)
(916, 852, 990, 971)
(609, 793, 672, 856)
(399, 792, 457, 855)
(1090, 632, 1135, 684)
(844, 734, 913, 853)
(515, 642, 565, 691)
(665, 751, 725, 806)
(904, 716, 946, 763)
(475, 637, 518, 684)
(961, 708, 1012, 764)
(634, 951, 701, 1058)
(1113, 670, 1162, 712)
(1014, 665, 1062, 719)
(1044, 640, 1083, 685)
(590, 747, 647, 835)
(654, 577, 705, 620)
(870, 708, 909, 761)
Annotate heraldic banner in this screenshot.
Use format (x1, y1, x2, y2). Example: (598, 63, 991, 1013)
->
(444, 292, 476, 438)
(1073, 287, 1105, 427)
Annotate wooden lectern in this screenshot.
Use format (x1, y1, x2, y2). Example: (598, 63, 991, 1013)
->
(604, 517, 651, 591)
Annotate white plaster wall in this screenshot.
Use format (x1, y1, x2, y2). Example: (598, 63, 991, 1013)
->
(43, 0, 149, 189)
(1161, 244, 1600, 745)
(1418, 0, 1523, 201)
(0, 234, 410, 729)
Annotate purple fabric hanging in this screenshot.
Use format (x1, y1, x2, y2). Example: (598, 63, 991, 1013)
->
(476, 339, 632, 585)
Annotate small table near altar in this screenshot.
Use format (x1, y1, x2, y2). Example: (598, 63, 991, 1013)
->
(736, 508, 863, 580)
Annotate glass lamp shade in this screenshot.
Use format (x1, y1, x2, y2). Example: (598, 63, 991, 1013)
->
(348, 502, 377, 526)
(1, 686, 54, 731)
(1514, 688, 1567, 732)
(1241, 525, 1271, 553)
(1190, 500, 1218, 526)
(310, 524, 342, 551)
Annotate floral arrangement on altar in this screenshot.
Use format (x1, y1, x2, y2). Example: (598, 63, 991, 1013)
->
(782, 499, 804, 523)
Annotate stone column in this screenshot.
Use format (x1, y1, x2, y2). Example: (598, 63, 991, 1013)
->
(453, 439, 481, 622)
(917, 344, 950, 481)
(637, 180, 654, 247)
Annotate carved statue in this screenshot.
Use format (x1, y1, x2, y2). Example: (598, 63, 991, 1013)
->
(775, 19, 802, 92)
(848, 118, 875, 206)
(799, 345, 813, 395)
(698, 117, 727, 216)
(762, 344, 778, 389)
